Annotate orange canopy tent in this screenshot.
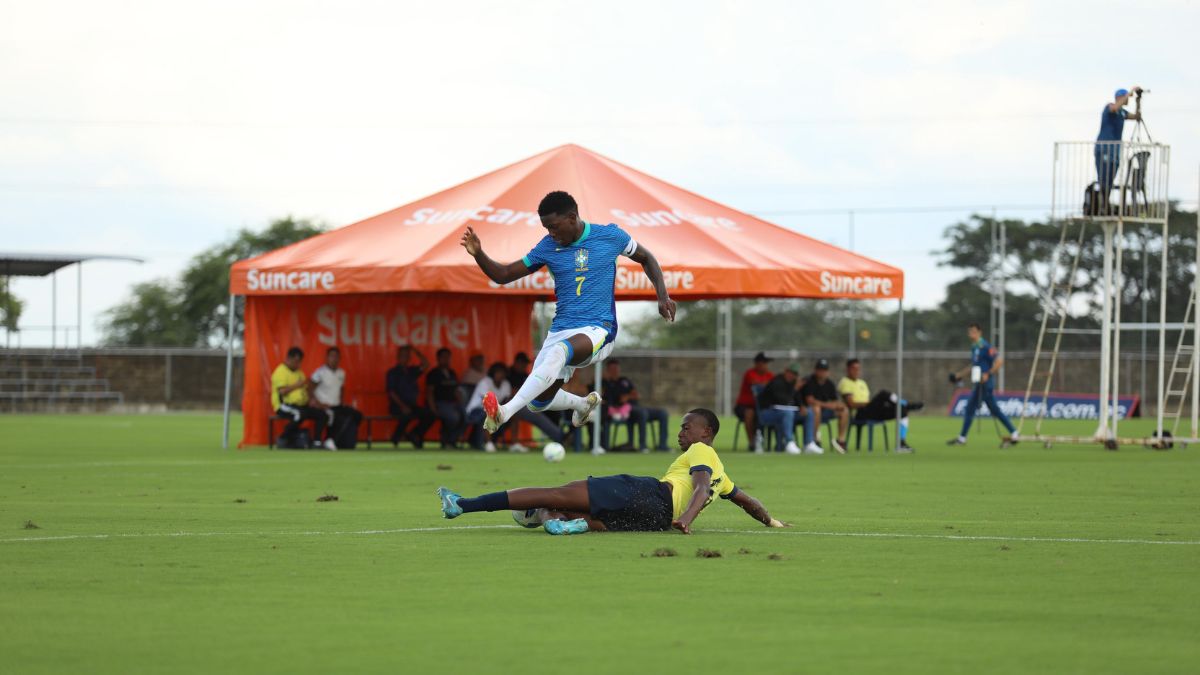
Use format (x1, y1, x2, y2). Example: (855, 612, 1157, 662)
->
(223, 145, 906, 448)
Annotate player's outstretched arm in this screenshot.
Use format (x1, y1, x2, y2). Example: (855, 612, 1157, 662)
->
(730, 490, 789, 528)
(629, 245, 676, 322)
(671, 469, 712, 535)
(460, 227, 532, 285)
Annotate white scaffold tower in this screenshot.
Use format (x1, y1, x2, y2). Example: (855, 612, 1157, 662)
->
(1019, 123, 1198, 450)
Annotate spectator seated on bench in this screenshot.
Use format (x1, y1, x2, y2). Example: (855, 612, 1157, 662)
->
(756, 363, 804, 455)
(271, 346, 329, 450)
(799, 359, 849, 455)
(838, 358, 921, 453)
(385, 345, 436, 448)
(601, 360, 670, 452)
(309, 346, 363, 450)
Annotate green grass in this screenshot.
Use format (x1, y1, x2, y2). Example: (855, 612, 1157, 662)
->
(1, 413, 1198, 674)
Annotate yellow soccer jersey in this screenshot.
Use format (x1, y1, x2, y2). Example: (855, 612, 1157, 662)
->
(270, 364, 308, 410)
(660, 442, 738, 520)
(837, 376, 870, 407)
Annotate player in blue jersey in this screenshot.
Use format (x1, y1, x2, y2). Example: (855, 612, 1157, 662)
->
(947, 322, 1017, 446)
(460, 191, 676, 444)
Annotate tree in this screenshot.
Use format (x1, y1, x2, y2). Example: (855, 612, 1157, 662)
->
(624, 299, 896, 351)
(622, 206, 1197, 352)
(101, 217, 326, 347)
(99, 280, 193, 346)
(940, 210, 1195, 326)
(1, 283, 23, 333)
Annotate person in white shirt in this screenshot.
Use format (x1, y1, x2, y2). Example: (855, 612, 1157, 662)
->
(308, 347, 363, 450)
(466, 362, 564, 452)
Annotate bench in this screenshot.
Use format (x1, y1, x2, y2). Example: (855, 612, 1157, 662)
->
(268, 414, 400, 449)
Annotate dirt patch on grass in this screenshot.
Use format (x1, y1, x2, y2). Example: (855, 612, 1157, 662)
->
(233, 498, 247, 504)
(737, 547, 753, 555)
(436, 464, 453, 471)
(316, 494, 339, 502)
(23, 520, 39, 530)
(695, 548, 722, 558)
(767, 553, 785, 561)
(644, 548, 677, 558)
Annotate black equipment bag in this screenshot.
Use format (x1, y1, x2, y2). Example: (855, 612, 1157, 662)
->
(331, 412, 359, 450)
(1083, 182, 1103, 216)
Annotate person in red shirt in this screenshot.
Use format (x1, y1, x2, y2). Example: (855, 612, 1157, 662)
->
(735, 352, 775, 452)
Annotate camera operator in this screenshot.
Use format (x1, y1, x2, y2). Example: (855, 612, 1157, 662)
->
(1094, 86, 1144, 209)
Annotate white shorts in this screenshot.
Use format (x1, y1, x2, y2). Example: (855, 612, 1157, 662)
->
(540, 325, 615, 382)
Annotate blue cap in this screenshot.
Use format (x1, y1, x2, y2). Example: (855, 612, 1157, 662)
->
(1115, 88, 1129, 98)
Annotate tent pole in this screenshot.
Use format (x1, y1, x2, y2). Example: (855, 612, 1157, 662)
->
(51, 270, 57, 352)
(1156, 200, 1169, 441)
(848, 210, 856, 357)
(222, 294, 236, 450)
(77, 262, 83, 353)
(592, 358, 603, 453)
(896, 299, 904, 452)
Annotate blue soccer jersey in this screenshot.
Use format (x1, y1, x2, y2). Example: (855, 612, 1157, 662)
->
(971, 338, 999, 373)
(521, 221, 637, 338)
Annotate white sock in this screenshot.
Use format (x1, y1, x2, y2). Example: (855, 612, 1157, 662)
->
(957, 435, 967, 443)
(500, 342, 569, 419)
(544, 389, 589, 413)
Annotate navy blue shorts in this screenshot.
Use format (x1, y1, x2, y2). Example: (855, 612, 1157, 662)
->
(586, 474, 673, 532)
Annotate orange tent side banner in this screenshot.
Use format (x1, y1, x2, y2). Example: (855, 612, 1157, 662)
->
(230, 263, 903, 300)
(241, 292, 533, 447)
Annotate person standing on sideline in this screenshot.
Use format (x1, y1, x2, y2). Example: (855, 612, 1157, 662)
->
(308, 346, 363, 450)
(947, 322, 1018, 446)
(735, 352, 775, 452)
(271, 346, 328, 449)
(386, 345, 436, 448)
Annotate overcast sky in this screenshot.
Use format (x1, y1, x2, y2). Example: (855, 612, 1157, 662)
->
(3, 0, 1198, 346)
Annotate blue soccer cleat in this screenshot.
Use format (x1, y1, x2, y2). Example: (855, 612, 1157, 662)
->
(543, 518, 589, 535)
(437, 487, 463, 519)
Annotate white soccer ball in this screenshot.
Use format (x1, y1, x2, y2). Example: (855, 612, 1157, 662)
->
(542, 442, 566, 463)
(512, 508, 544, 528)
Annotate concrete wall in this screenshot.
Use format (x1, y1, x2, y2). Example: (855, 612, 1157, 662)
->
(12, 347, 1176, 415)
(85, 349, 244, 411)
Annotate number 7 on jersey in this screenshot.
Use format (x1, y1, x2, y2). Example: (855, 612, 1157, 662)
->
(574, 275, 585, 296)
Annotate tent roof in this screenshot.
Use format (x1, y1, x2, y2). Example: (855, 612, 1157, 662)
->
(230, 144, 902, 300)
(1, 252, 144, 277)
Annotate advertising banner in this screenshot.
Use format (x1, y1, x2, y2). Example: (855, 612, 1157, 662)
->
(947, 390, 1140, 420)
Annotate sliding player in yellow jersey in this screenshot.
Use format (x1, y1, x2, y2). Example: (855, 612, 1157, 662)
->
(436, 408, 788, 535)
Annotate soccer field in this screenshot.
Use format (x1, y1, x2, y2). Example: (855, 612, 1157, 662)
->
(2, 414, 1198, 674)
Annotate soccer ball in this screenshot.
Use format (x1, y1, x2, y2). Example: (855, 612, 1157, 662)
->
(512, 508, 544, 528)
(542, 442, 566, 462)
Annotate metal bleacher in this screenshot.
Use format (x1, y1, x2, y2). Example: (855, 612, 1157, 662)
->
(0, 351, 123, 412)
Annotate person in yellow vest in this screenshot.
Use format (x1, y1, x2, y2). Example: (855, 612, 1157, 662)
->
(271, 346, 330, 449)
(837, 358, 923, 453)
(437, 408, 789, 535)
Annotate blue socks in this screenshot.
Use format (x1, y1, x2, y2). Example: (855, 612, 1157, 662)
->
(458, 491, 511, 513)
